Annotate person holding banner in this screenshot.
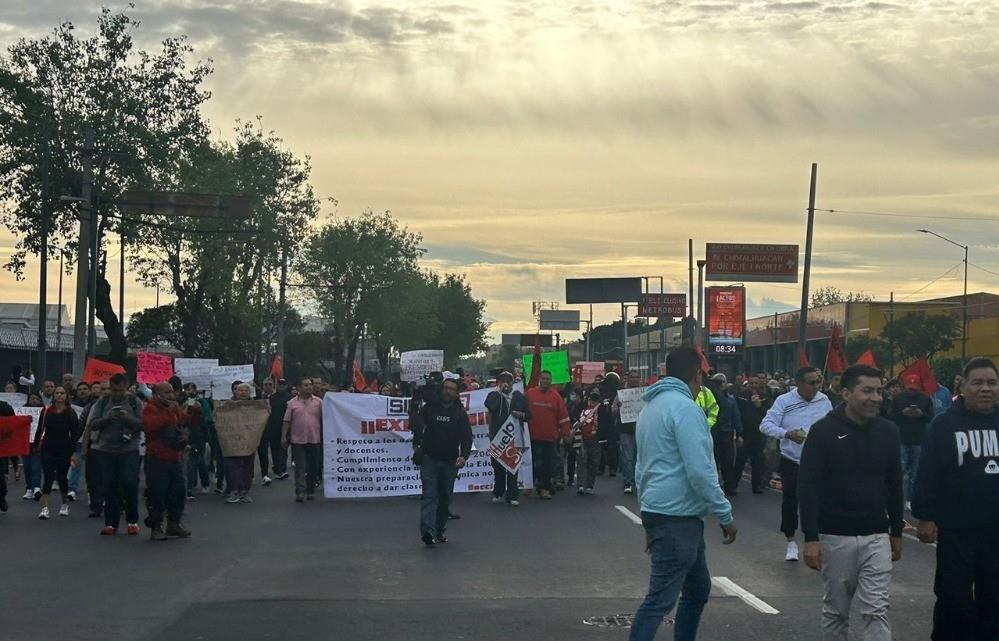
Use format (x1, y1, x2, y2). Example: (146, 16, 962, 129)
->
(222, 383, 260, 504)
(412, 375, 472, 546)
(34, 387, 79, 519)
(485, 371, 530, 506)
(0, 396, 15, 512)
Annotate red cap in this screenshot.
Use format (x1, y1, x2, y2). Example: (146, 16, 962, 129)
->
(903, 374, 921, 391)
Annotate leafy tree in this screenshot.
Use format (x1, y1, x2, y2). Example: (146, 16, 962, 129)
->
(0, 7, 212, 363)
(425, 272, 488, 368)
(284, 331, 337, 383)
(126, 305, 184, 351)
(810, 286, 873, 308)
(882, 312, 960, 365)
(363, 270, 440, 375)
(488, 344, 522, 373)
(931, 356, 963, 393)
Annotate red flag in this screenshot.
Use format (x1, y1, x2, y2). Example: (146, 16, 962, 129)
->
(353, 362, 366, 391)
(527, 334, 543, 388)
(0, 415, 32, 458)
(899, 358, 939, 395)
(645, 374, 658, 386)
(366, 377, 380, 394)
(855, 349, 878, 368)
(82, 357, 125, 384)
(270, 355, 284, 380)
(798, 348, 811, 369)
(694, 345, 710, 375)
(824, 324, 848, 374)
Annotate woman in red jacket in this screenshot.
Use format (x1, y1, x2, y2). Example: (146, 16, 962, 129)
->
(35, 386, 79, 519)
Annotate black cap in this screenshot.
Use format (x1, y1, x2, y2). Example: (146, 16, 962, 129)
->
(498, 371, 514, 382)
(277, 378, 288, 385)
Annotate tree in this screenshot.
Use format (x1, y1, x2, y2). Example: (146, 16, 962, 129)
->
(881, 312, 960, 365)
(284, 331, 337, 384)
(363, 270, 440, 375)
(0, 7, 212, 363)
(810, 286, 873, 308)
(126, 305, 184, 351)
(932, 356, 963, 393)
(488, 344, 522, 373)
(425, 272, 488, 368)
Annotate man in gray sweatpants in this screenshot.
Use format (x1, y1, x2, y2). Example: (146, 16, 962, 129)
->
(798, 365, 904, 641)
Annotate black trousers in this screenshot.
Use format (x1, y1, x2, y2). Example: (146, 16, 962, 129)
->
(144, 458, 185, 528)
(712, 430, 738, 492)
(85, 449, 102, 512)
(779, 456, 799, 537)
(735, 437, 767, 491)
(491, 459, 519, 501)
(933, 529, 999, 641)
(531, 441, 557, 492)
(257, 424, 287, 477)
(40, 446, 72, 497)
(92, 450, 140, 528)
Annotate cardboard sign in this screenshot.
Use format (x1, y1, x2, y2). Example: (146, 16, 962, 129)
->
(82, 358, 125, 384)
(212, 399, 269, 457)
(14, 406, 44, 441)
(487, 415, 531, 474)
(0, 415, 32, 457)
(617, 387, 647, 423)
(0, 393, 27, 408)
(210, 364, 255, 400)
(573, 361, 606, 384)
(521, 351, 571, 385)
(399, 350, 444, 383)
(174, 358, 219, 392)
(137, 352, 174, 384)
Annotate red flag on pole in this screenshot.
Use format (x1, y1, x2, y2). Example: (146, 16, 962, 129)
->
(527, 334, 543, 388)
(353, 362, 366, 392)
(824, 324, 848, 374)
(899, 358, 939, 395)
(798, 348, 811, 369)
(270, 355, 284, 380)
(0, 415, 32, 458)
(855, 349, 878, 368)
(694, 345, 710, 375)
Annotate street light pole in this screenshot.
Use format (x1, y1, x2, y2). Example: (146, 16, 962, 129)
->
(917, 229, 969, 363)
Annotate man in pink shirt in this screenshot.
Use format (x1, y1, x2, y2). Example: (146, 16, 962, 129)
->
(281, 377, 324, 502)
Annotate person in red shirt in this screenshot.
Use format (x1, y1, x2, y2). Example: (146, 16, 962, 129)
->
(142, 382, 191, 541)
(525, 371, 570, 499)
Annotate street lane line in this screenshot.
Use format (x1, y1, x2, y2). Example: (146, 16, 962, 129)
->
(711, 577, 781, 615)
(903, 532, 937, 548)
(615, 505, 643, 525)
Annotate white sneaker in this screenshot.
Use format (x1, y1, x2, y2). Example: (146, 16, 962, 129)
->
(22, 489, 34, 500)
(785, 541, 800, 562)
(263, 475, 272, 486)
(585, 488, 594, 495)
(200, 486, 211, 495)
(59, 504, 70, 517)
(491, 496, 503, 504)
(33, 487, 42, 500)
(905, 501, 911, 512)
(67, 491, 77, 502)
(38, 507, 50, 520)
(623, 485, 634, 494)
(509, 500, 520, 507)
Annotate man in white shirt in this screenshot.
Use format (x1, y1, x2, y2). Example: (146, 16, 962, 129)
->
(760, 366, 833, 562)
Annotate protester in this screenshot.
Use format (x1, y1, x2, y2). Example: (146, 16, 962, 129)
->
(281, 377, 323, 502)
(912, 357, 999, 641)
(82, 373, 144, 535)
(597, 372, 620, 477)
(40, 379, 55, 407)
(223, 383, 257, 504)
(0, 396, 15, 513)
(143, 382, 191, 540)
(411, 374, 472, 546)
(890, 373, 934, 511)
(572, 391, 602, 495)
(799, 365, 904, 641)
(484, 371, 529, 506)
(615, 370, 642, 494)
(735, 380, 771, 494)
(760, 366, 833, 562)
(181, 383, 211, 497)
(708, 374, 743, 496)
(630, 346, 737, 641)
(34, 386, 80, 519)
(21, 392, 43, 501)
(525, 371, 570, 500)
(262, 378, 292, 483)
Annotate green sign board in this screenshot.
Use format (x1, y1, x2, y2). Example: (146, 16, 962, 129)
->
(522, 351, 571, 384)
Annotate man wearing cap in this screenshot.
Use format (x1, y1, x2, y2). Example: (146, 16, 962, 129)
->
(485, 372, 530, 506)
(890, 373, 934, 511)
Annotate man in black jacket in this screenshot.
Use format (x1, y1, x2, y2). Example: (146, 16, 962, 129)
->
(912, 357, 999, 641)
(890, 373, 934, 510)
(735, 380, 771, 494)
(260, 378, 292, 482)
(484, 371, 529, 506)
(412, 375, 472, 546)
(799, 364, 903, 641)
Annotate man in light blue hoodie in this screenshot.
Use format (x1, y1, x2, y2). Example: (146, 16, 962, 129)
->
(630, 347, 738, 641)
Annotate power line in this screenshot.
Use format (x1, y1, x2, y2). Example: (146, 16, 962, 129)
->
(72, 209, 260, 235)
(897, 260, 964, 301)
(970, 262, 999, 278)
(815, 208, 997, 222)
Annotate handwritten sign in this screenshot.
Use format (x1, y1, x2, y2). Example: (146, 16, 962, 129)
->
(617, 387, 648, 423)
(213, 399, 270, 457)
(137, 352, 174, 384)
(0, 415, 32, 457)
(210, 364, 255, 400)
(400, 350, 445, 383)
(14, 406, 43, 441)
(174, 358, 218, 392)
(0, 392, 27, 408)
(572, 361, 606, 384)
(82, 358, 125, 384)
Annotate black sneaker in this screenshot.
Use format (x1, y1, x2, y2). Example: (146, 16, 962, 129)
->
(435, 534, 448, 544)
(0, 496, 7, 512)
(421, 532, 436, 547)
(275, 472, 289, 480)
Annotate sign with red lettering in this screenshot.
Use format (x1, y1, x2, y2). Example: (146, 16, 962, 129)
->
(82, 358, 125, 384)
(488, 416, 530, 474)
(706, 243, 798, 283)
(638, 293, 687, 318)
(0, 415, 32, 458)
(707, 286, 746, 355)
(137, 352, 174, 384)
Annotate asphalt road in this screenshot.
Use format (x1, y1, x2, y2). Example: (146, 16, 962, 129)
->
(1, 471, 937, 641)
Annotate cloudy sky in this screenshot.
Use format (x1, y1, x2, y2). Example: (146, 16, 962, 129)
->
(2, 1, 998, 340)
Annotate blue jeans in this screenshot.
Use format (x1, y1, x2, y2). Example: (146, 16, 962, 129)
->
(619, 433, 637, 486)
(900, 444, 920, 502)
(419, 456, 457, 537)
(630, 515, 712, 641)
(68, 445, 83, 493)
(22, 451, 42, 490)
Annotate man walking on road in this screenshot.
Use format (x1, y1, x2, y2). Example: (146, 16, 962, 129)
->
(281, 377, 323, 502)
(262, 378, 292, 483)
(761, 366, 832, 561)
(630, 347, 737, 641)
(890, 373, 933, 510)
(799, 365, 904, 641)
(912, 357, 999, 641)
(614, 369, 642, 494)
(525, 371, 570, 500)
(484, 371, 529, 506)
(143, 382, 192, 541)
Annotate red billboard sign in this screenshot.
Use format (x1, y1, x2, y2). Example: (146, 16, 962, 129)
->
(706, 287, 746, 355)
(638, 293, 687, 318)
(705, 243, 798, 283)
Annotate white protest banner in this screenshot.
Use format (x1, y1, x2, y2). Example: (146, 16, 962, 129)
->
(15, 406, 43, 441)
(174, 358, 219, 392)
(213, 399, 270, 456)
(210, 364, 254, 400)
(0, 393, 27, 408)
(323, 387, 534, 498)
(617, 387, 647, 423)
(399, 350, 444, 383)
(487, 415, 531, 474)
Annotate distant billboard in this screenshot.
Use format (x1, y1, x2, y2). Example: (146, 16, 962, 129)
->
(637, 293, 687, 318)
(705, 243, 798, 283)
(501, 334, 554, 348)
(706, 286, 746, 356)
(539, 309, 580, 331)
(565, 278, 643, 304)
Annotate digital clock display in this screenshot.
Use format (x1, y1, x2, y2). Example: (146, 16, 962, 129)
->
(712, 345, 740, 354)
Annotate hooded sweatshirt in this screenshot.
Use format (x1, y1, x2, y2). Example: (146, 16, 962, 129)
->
(634, 377, 733, 524)
(911, 398, 999, 533)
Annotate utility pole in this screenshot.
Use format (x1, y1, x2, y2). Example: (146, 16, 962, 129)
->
(888, 291, 895, 377)
(37, 137, 51, 381)
(696, 260, 706, 348)
(71, 129, 94, 376)
(57, 253, 65, 375)
(773, 311, 779, 373)
(797, 163, 818, 364)
(118, 227, 125, 330)
(962, 245, 969, 364)
(87, 180, 99, 357)
(277, 246, 288, 362)
(621, 303, 628, 370)
(685, 238, 695, 346)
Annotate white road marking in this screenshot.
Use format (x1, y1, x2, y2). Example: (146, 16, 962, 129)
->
(711, 577, 781, 615)
(615, 505, 643, 525)
(903, 532, 937, 548)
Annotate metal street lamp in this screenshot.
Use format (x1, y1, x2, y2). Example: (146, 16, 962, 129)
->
(917, 229, 969, 363)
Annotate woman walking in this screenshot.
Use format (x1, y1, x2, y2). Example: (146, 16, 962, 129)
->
(35, 387, 80, 519)
(223, 383, 258, 504)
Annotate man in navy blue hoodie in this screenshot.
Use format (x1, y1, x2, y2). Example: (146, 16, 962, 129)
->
(912, 357, 999, 641)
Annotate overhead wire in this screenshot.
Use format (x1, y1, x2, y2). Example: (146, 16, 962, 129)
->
(815, 208, 998, 222)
